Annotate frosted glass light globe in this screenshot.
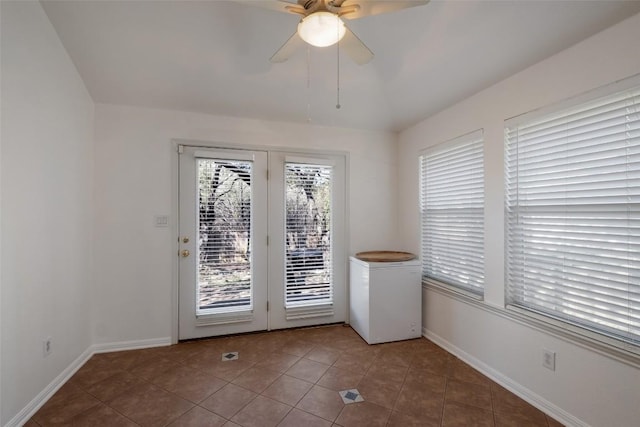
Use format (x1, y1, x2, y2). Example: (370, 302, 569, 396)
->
(297, 11, 346, 48)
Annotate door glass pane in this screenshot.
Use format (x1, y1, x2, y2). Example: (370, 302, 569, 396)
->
(197, 158, 253, 314)
(285, 163, 333, 307)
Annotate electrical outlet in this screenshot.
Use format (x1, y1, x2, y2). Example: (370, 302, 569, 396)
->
(43, 337, 52, 358)
(542, 349, 555, 371)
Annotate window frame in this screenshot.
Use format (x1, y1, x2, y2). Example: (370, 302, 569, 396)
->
(504, 76, 640, 354)
(419, 129, 486, 298)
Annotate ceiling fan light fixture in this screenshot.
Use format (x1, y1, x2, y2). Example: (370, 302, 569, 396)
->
(297, 11, 346, 48)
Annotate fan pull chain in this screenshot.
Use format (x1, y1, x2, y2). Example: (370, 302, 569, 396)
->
(306, 45, 312, 122)
(336, 23, 341, 109)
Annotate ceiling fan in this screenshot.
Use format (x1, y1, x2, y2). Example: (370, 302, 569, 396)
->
(236, 0, 430, 65)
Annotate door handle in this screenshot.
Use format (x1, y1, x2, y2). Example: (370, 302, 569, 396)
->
(180, 250, 190, 258)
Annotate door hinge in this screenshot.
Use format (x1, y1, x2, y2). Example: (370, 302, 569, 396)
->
(266, 169, 269, 180)
(266, 235, 269, 246)
(267, 301, 270, 311)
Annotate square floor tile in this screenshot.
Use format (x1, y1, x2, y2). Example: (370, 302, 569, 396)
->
(305, 346, 340, 365)
(167, 406, 226, 427)
(335, 401, 391, 427)
(386, 410, 440, 427)
(69, 403, 138, 426)
(445, 379, 492, 410)
(222, 351, 239, 361)
(33, 392, 101, 425)
(296, 385, 344, 421)
(152, 365, 228, 403)
(394, 384, 444, 420)
(356, 375, 403, 409)
(230, 395, 291, 427)
(262, 374, 313, 406)
(285, 358, 330, 383)
(190, 358, 255, 382)
(231, 366, 281, 393)
(200, 383, 257, 419)
(108, 383, 193, 426)
(128, 357, 180, 380)
(317, 367, 363, 391)
(278, 408, 332, 427)
(253, 352, 300, 373)
(442, 401, 494, 427)
(35, 327, 549, 427)
(339, 389, 364, 404)
(280, 339, 315, 357)
(85, 371, 146, 403)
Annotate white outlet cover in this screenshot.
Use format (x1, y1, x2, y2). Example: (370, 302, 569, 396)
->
(43, 337, 52, 357)
(542, 349, 556, 371)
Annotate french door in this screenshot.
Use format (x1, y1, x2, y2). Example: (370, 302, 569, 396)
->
(178, 146, 346, 340)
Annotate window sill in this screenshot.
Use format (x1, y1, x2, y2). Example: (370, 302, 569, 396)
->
(422, 282, 640, 369)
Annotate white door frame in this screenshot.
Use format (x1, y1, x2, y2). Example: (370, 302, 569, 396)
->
(171, 139, 350, 343)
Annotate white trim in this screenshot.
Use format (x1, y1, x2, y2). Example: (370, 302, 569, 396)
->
(6, 337, 172, 426)
(171, 138, 351, 341)
(504, 72, 640, 127)
(422, 278, 483, 301)
(4, 347, 93, 427)
(172, 138, 348, 159)
(418, 128, 484, 157)
(92, 337, 171, 354)
(422, 327, 587, 427)
(195, 312, 254, 327)
(284, 155, 336, 166)
(425, 283, 640, 368)
(194, 149, 256, 161)
(285, 304, 335, 320)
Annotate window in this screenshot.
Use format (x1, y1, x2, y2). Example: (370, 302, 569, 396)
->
(505, 84, 640, 349)
(420, 130, 485, 296)
(284, 162, 333, 307)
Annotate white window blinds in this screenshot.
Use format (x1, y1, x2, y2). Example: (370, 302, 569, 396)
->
(505, 85, 640, 348)
(285, 163, 333, 307)
(420, 130, 485, 295)
(197, 159, 253, 314)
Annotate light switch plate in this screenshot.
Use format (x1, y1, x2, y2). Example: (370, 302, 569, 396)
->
(154, 215, 169, 227)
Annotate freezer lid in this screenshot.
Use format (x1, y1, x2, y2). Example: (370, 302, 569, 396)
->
(349, 256, 421, 268)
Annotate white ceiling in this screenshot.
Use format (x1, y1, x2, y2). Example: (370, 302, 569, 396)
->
(41, 0, 640, 132)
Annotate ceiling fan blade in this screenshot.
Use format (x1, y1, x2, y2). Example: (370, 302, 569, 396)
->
(340, 27, 373, 65)
(270, 32, 305, 63)
(339, 0, 429, 20)
(233, 0, 305, 15)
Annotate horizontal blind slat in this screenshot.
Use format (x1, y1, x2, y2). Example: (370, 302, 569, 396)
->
(506, 84, 640, 346)
(421, 133, 485, 294)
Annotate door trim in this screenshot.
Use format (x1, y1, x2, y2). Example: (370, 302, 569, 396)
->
(171, 138, 351, 343)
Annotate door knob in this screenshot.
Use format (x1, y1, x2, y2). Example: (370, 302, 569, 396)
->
(180, 250, 190, 258)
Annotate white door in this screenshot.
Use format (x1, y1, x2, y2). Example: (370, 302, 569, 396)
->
(178, 146, 346, 340)
(268, 152, 347, 330)
(179, 147, 268, 339)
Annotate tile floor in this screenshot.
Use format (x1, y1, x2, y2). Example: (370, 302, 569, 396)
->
(26, 325, 564, 426)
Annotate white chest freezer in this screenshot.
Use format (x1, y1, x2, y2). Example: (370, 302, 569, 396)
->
(349, 256, 422, 344)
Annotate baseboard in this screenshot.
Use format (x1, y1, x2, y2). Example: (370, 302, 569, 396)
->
(4, 337, 172, 427)
(4, 346, 93, 427)
(92, 337, 171, 354)
(422, 327, 587, 427)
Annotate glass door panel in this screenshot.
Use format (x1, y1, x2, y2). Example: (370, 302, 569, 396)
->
(179, 147, 267, 339)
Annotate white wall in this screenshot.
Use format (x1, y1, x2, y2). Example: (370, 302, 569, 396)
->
(0, 1, 95, 425)
(398, 12, 640, 427)
(93, 104, 399, 344)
